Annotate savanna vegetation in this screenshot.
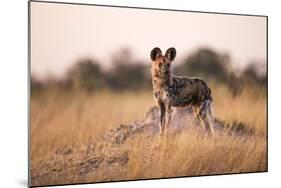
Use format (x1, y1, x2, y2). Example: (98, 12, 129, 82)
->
(30, 48, 267, 186)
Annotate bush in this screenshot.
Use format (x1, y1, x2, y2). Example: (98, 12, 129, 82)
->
(66, 58, 104, 91)
(174, 48, 230, 83)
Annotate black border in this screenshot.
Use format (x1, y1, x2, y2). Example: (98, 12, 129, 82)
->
(28, 0, 268, 187)
(28, 1, 31, 187)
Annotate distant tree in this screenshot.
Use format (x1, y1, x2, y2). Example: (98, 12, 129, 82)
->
(66, 58, 104, 91)
(227, 72, 244, 97)
(106, 63, 150, 90)
(31, 75, 44, 95)
(174, 48, 230, 84)
(241, 63, 267, 87)
(106, 48, 150, 90)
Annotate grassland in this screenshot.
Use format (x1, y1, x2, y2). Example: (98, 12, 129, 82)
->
(30, 84, 267, 186)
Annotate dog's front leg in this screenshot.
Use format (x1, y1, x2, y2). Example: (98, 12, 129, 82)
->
(158, 102, 166, 137)
(164, 104, 172, 136)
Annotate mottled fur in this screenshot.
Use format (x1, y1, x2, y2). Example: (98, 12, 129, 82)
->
(150, 47, 214, 136)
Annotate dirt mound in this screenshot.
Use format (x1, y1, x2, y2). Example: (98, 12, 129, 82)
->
(101, 106, 254, 145)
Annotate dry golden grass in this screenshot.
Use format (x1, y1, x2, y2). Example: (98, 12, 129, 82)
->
(31, 90, 153, 158)
(30, 85, 267, 186)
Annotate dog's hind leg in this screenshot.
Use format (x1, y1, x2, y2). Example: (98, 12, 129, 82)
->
(198, 100, 214, 135)
(192, 100, 214, 135)
(192, 106, 201, 127)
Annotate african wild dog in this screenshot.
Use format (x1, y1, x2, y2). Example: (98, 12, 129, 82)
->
(150, 47, 214, 137)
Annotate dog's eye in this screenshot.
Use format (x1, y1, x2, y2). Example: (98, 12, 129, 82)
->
(158, 63, 163, 67)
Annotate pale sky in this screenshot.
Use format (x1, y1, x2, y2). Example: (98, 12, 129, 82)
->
(30, 1, 267, 79)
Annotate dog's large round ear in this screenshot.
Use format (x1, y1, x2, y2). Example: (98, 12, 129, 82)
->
(165, 47, 176, 62)
(150, 47, 162, 61)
